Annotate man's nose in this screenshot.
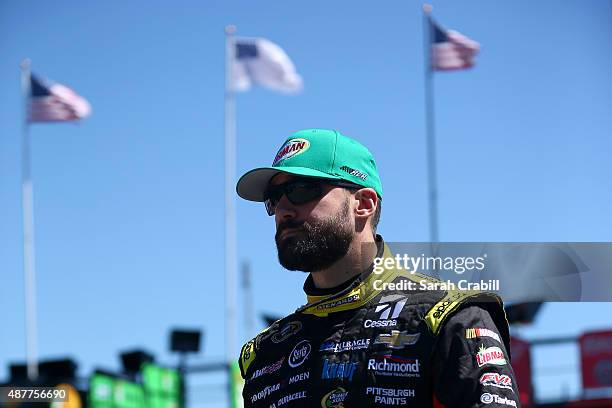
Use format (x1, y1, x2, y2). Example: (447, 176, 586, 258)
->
(274, 194, 297, 220)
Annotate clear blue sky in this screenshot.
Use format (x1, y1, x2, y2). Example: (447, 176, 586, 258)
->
(1, 0, 611, 405)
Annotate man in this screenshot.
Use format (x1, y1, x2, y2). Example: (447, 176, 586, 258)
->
(236, 128, 520, 408)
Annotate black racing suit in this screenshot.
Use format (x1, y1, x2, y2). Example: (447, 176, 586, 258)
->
(238, 236, 521, 408)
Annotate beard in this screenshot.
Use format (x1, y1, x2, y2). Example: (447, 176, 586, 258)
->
(275, 199, 354, 272)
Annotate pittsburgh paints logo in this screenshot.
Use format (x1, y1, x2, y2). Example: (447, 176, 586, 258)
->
(273, 138, 310, 165)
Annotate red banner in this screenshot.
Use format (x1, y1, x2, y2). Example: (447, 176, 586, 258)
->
(510, 336, 533, 407)
(580, 330, 612, 390)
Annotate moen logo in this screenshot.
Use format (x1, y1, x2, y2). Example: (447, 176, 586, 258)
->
(479, 373, 514, 391)
(374, 331, 420, 349)
(476, 345, 507, 367)
(272, 321, 302, 343)
(364, 295, 407, 328)
(272, 138, 310, 165)
(320, 387, 348, 408)
(288, 340, 311, 368)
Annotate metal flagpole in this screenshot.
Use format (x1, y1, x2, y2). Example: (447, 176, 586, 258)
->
(224, 25, 238, 364)
(422, 4, 440, 243)
(20, 58, 39, 381)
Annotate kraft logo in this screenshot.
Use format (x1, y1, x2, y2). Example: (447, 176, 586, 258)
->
(288, 340, 311, 368)
(375, 295, 408, 319)
(272, 138, 310, 165)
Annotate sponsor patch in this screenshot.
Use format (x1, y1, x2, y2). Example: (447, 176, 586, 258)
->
(367, 355, 421, 378)
(480, 393, 517, 407)
(271, 321, 302, 343)
(250, 357, 285, 380)
(320, 338, 370, 353)
(479, 373, 514, 391)
(250, 382, 281, 403)
(272, 138, 310, 165)
(374, 331, 420, 349)
(288, 371, 310, 385)
(320, 387, 348, 408)
(288, 340, 311, 368)
(339, 165, 368, 180)
(316, 294, 360, 311)
(366, 387, 415, 405)
(271, 390, 307, 407)
(476, 345, 507, 367)
(321, 359, 358, 382)
(466, 328, 502, 343)
(364, 295, 407, 328)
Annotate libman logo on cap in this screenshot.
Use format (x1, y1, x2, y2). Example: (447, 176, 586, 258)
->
(273, 138, 310, 165)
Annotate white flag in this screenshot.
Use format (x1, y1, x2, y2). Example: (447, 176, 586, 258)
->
(232, 38, 303, 93)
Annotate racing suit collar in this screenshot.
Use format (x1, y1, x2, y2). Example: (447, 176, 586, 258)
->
(298, 235, 404, 317)
(302, 234, 385, 297)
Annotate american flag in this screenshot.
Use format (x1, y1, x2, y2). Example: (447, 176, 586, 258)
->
(28, 74, 91, 122)
(430, 19, 480, 71)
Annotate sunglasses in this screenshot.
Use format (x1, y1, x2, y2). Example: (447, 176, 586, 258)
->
(263, 178, 361, 216)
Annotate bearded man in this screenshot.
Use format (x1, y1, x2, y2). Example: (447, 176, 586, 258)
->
(235, 129, 520, 408)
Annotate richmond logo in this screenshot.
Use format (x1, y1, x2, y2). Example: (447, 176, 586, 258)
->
(273, 138, 310, 165)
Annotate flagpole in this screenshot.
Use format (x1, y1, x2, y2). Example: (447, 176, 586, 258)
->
(224, 25, 238, 365)
(422, 4, 439, 242)
(20, 58, 39, 381)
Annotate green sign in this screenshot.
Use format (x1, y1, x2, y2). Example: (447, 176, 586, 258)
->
(142, 364, 180, 408)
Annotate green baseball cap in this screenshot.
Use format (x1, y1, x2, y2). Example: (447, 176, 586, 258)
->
(236, 128, 383, 202)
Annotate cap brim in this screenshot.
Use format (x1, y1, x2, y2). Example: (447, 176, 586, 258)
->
(236, 167, 343, 202)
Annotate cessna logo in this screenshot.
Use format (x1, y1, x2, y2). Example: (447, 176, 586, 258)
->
(374, 331, 420, 349)
(272, 138, 310, 165)
(375, 295, 408, 319)
(364, 295, 407, 328)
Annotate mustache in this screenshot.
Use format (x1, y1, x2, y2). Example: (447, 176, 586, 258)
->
(275, 219, 305, 240)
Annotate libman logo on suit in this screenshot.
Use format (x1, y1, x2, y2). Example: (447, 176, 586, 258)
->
(273, 138, 310, 165)
(476, 345, 507, 367)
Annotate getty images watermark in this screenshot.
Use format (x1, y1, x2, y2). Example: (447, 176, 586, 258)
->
(371, 252, 500, 292)
(365, 242, 612, 302)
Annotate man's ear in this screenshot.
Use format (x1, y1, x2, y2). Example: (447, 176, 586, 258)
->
(353, 188, 378, 219)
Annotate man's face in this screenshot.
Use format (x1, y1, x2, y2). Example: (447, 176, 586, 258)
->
(270, 173, 355, 272)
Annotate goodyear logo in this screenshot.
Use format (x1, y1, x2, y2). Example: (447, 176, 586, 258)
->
(273, 138, 310, 165)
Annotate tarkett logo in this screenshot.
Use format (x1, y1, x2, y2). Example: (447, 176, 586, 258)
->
(273, 138, 310, 165)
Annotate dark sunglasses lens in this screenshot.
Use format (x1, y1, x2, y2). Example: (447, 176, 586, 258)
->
(286, 183, 322, 204)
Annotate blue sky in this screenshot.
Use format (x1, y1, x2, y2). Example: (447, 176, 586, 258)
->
(1, 0, 611, 405)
